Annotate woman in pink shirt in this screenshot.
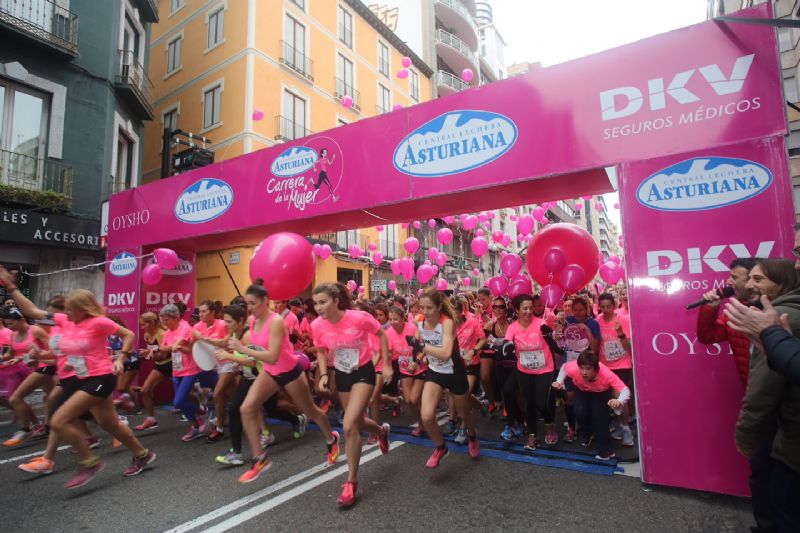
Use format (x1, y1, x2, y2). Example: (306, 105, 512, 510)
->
(311, 282, 392, 507)
(0, 267, 155, 489)
(388, 306, 426, 435)
(312, 148, 338, 202)
(231, 280, 340, 485)
(597, 293, 634, 447)
(451, 296, 488, 444)
(505, 294, 559, 450)
(193, 300, 233, 442)
(553, 350, 630, 460)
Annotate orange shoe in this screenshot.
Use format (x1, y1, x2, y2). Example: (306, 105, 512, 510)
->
(326, 431, 340, 465)
(19, 457, 55, 474)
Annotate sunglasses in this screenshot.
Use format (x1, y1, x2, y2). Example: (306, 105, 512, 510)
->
(491, 304, 506, 309)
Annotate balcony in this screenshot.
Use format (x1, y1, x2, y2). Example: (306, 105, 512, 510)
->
(0, 0, 78, 58)
(434, 0, 478, 50)
(0, 148, 73, 206)
(436, 69, 468, 96)
(334, 77, 361, 112)
(275, 115, 312, 142)
(280, 40, 314, 82)
(312, 232, 370, 256)
(435, 29, 478, 74)
(131, 0, 158, 23)
(115, 50, 155, 121)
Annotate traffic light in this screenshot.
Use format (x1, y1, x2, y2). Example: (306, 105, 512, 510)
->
(173, 147, 214, 172)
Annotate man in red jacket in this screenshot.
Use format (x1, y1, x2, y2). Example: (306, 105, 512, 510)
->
(697, 258, 759, 387)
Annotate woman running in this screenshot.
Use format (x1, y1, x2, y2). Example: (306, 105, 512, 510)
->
(452, 296, 488, 444)
(0, 267, 155, 488)
(485, 298, 523, 440)
(597, 293, 634, 446)
(311, 282, 391, 507)
(312, 148, 338, 202)
(414, 287, 479, 468)
(192, 300, 234, 442)
(134, 312, 169, 431)
(387, 305, 426, 436)
(110, 316, 139, 415)
(2, 306, 52, 445)
(232, 280, 341, 485)
(505, 294, 558, 450)
(160, 303, 218, 442)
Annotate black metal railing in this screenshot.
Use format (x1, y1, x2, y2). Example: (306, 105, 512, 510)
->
(0, 148, 73, 201)
(0, 0, 78, 53)
(334, 77, 360, 111)
(280, 40, 314, 81)
(275, 115, 312, 141)
(116, 49, 154, 115)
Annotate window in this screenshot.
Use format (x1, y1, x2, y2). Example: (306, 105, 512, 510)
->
(203, 85, 222, 129)
(0, 81, 50, 186)
(284, 14, 308, 75)
(338, 6, 353, 48)
(290, 0, 305, 9)
(409, 69, 419, 101)
(167, 36, 182, 74)
(207, 8, 224, 49)
(282, 90, 307, 140)
(378, 42, 390, 76)
(337, 230, 360, 250)
(116, 131, 134, 191)
(170, 0, 185, 14)
(163, 107, 178, 134)
(380, 224, 398, 258)
(784, 72, 799, 103)
(378, 83, 390, 114)
(337, 118, 349, 127)
(337, 54, 354, 96)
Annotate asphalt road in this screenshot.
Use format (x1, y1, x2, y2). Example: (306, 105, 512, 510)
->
(0, 405, 755, 533)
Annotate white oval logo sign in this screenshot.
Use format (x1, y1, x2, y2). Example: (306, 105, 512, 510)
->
(637, 157, 773, 212)
(109, 251, 137, 277)
(174, 178, 234, 224)
(270, 146, 318, 178)
(393, 110, 518, 177)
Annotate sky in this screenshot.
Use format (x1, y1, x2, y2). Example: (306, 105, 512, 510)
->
(491, 0, 709, 227)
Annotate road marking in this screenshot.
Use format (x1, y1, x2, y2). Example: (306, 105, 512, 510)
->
(204, 442, 405, 533)
(0, 446, 69, 465)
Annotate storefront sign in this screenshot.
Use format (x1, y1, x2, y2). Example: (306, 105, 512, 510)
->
(0, 208, 100, 250)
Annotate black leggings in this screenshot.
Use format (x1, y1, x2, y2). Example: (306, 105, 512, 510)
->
(496, 364, 524, 426)
(516, 370, 555, 431)
(228, 379, 301, 453)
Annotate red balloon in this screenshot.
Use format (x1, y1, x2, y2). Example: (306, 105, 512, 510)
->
(559, 264, 587, 292)
(250, 233, 315, 300)
(487, 276, 508, 297)
(527, 223, 599, 287)
(541, 284, 565, 307)
(507, 277, 532, 298)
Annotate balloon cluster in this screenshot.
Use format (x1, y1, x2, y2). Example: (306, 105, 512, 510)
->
(312, 243, 333, 260)
(599, 255, 625, 285)
(142, 248, 180, 286)
(485, 253, 531, 299)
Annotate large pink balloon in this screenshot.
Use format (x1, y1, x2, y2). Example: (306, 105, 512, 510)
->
(391, 259, 402, 276)
(543, 248, 566, 273)
(517, 214, 535, 235)
(249, 233, 315, 300)
(471, 236, 489, 257)
(435, 278, 448, 291)
(461, 68, 474, 82)
(559, 264, 587, 292)
(400, 257, 415, 280)
(533, 206, 546, 222)
(373, 252, 384, 266)
(428, 247, 439, 261)
(436, 252, 447, 267)
(348, 244, 361, 259)
(252, 109, 265, 121)
(462, 215, 478, 230)
(508, 277, 533, 298)
(541, 284, 565, 307)
(437, 228, 453, 245)
(492, 230, 504, 243)
(346, 280, 357, 293)
(599, 261, 622, 284)
(318, 244, 332, 260)
(388, 280, 397, 291)
(417, 264, 434, 284)
(404, 237, 419, 254)
(527, 223, 599, 287)
(341, 95, 353, 108)
(487, 276, 508, 297)
(142, 263, 163, 286)
(500, 253, 523, 278)
(153, 248, 179, 270)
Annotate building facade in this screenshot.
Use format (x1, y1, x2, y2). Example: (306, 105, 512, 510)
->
(0, 0, 157, 305)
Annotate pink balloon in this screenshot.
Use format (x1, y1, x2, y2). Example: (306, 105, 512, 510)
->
(397, 68, 409, 79)
(541, 284, 565, 307)
(532, 207, 546, 222)
(153, 248, 179, 270)
(436, 252, 447, 267)
(599, 261, 622, 284)
(608, 255, 621, 265)
(613, 202, 620, 209)
(476, 229, 485, 237)
(574, 203, 583, 211)
(437, 228, 453, 245)
(401, 222, 410, 229)
(391, 259, 402, 276)
(492, 230, 504, 243)
(487, 211, 496, 219)
(358, 286, 366, 294)
(428, 247, 439, 261)
(318, 244, 332, 260)
(461, 68, 474, 82)
(487, 276, 508, 297)
(347, 280, 357, 293)
(435, 278, 447, 291)
(417, 289, 424, 298)
(443, 215, 456, 224)
(250, 233, 315, 299)
(509, 214, 518, 222)
(424, 260, 431, 266)
(393, 103, 404, 111)
(368, 243, 377, 251)
(501, 234, 512, 247)
(401, 257, 415, 280)
(341, 95, 353, 108)
(348, 244, 361, 259)
(404, 237, 420, 254)
(472, 268, 480, 276)
(417, 264, 434, 284)
(142, 263, 163, 286)
(375, 225, 384, 232)
(252, 109, 264, 121)
(500, 253, 523, 278)
(471, 236, 489, 257)
(402, 56, 411, 68)
(517, 214, 535, 235)
(462, 277, 471, 286)
(543, 248, 566, 273)
(431, 264, 439, 276)
(594, 201, 603, 213)
(528, 223, 599, 287)
(462, 215, 478, 230)
(373, 252, 384, 266)
(517, 234, 524, 242)
(427, 219, 436, 228)
(312, 243, 321, 256)
(508, 277, 533, 299)
(478, 212, 488, 223)
(296, 352, 311, 371)
(582, 195, 593, 200)
(559, 264, 587, 292)
(388, 280, 397, 291)
(413, 220, 422, 229)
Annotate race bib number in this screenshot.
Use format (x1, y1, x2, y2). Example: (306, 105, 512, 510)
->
(427, 356, 454, 374)
(172, 351, 183, 371)
(604, 340, 627, 362)
(333, 348, 359, 374)
(519, 350, 546, 370)
(49, 334, 62, 356)
(565, 350, 580, 362)
(22, 352, 32, 365)
(398, 355, 413, 370)
(68, 355, 88, 377)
